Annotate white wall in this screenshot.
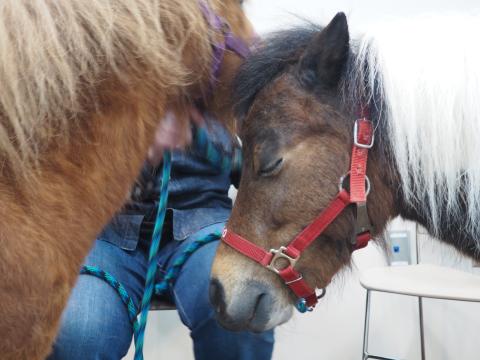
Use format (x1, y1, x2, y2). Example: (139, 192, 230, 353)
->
(125, 1, 480, 359)
(245, 0, 480, 35)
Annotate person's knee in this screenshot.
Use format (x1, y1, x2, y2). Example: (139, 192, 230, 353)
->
(50, 313, 115, 359)
(172, 240, 219, 330)
(48, 276, 133, 360)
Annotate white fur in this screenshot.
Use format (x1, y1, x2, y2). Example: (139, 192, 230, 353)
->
(354, 13, 480, 242)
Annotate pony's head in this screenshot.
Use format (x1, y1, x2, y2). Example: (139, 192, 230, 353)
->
(210, 13, 398, 331)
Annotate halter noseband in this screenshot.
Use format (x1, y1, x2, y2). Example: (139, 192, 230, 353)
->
(222, 117, 375, 312)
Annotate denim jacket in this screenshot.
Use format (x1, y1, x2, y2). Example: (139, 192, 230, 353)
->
(98, 117, 235, 250)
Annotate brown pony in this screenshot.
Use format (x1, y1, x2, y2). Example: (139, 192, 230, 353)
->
(211, 12, 480, 331)
(0, 1, 252, 359)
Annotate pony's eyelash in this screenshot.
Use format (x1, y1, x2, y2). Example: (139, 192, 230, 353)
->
(259, 158, 284, 177)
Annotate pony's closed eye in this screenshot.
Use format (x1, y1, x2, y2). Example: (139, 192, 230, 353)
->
(253, 131, 284, 177)
(259, 158, 283, 177)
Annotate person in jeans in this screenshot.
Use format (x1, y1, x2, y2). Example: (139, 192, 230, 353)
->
(48, 111, 275, 360)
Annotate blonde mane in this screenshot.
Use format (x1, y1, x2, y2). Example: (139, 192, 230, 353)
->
(0, 0, 218, 173)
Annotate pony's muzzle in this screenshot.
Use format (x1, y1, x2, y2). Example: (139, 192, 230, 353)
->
(209, 278, 276, 332)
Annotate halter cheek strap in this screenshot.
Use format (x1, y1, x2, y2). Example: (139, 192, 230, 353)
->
(222, 118, 375, 312)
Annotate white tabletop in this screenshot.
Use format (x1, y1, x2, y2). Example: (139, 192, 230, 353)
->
(359, 264, 480, 301)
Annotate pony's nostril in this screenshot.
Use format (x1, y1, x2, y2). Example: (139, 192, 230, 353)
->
(253, 292, 266, 313)
(250, 291, 271, 329)
(209, 278, 226, 313)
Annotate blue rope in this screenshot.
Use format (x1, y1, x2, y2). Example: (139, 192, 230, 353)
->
(79, 132, 240, 359)
(154, 232, 220, 294)
(80, 265, 138, 326)
(133, 151, 172, 360)
(80, 232, 220, 360)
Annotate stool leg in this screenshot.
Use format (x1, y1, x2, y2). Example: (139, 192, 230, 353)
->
(418, 296, 426, 360)
(362, 290, 372, 360)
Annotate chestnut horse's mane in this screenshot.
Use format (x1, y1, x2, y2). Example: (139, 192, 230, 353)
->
(236, 14, 480, 245)
(0, 0, 215, 176)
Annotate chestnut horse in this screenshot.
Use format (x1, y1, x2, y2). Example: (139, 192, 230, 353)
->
(0, 1, 252, 359)
(211, 12, 480, 331)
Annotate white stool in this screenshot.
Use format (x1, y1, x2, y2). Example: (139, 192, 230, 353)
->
(359, 264, 480, 360)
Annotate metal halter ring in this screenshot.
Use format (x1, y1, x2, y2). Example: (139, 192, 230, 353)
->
(338, 172, 371, 196)
(316, 288, 327, 300)
(266, 246, 298, 274)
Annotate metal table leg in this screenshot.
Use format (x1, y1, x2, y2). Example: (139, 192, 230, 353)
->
(362, 290, 372, 360)
(418, 297, 426, 360)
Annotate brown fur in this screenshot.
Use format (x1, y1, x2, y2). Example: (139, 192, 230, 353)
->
(0, 1, 253, 358)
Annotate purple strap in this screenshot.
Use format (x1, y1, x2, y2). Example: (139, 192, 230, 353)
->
(198, 0, 251, 93)
(199, 0, 223, 31)
(225, 31, 251, 59)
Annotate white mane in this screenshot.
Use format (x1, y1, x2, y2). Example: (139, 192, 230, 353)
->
(354, 13, 480, 241)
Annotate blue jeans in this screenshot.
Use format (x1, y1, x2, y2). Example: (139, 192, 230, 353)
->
(48, 223, 274, 360)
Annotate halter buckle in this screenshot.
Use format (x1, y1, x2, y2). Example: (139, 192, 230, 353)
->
(354, 119, 375, 149)
(266, 246, 298, 274)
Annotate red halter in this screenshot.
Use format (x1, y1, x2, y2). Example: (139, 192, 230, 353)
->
(222, 118, 374, 312)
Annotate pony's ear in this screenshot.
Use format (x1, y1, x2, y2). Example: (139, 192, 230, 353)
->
(298, 12, 350, 90)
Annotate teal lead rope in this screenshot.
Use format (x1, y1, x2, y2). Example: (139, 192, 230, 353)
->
(154, 232, 220, 295)
(80, 265, 139, 326)
(80, 151, 172, 360)
(80, 128, 238, 359)
(133, 150, 172, 359)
